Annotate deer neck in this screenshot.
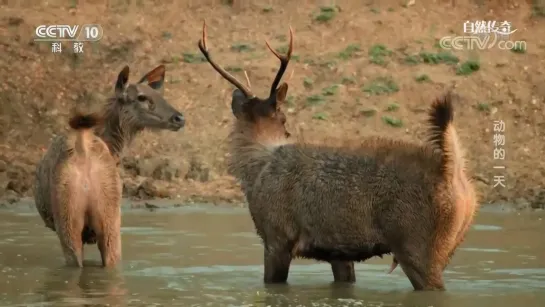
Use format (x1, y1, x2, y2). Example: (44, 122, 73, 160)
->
(98, 104, 142, 158)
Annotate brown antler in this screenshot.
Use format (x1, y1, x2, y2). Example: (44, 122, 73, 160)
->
(265, 26, 294, 97)
(197, 21, 255, 98)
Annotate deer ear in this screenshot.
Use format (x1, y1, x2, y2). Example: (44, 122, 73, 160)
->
(138, 65, 166, 90)
(115, 65, 130, 96)
(231, 89, 248, 119)
(274, 83, 289, 107)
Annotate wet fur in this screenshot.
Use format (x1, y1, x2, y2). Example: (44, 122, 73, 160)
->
(229, 92, 477, 290)
(46, 112, 122, 267)
(34, 65, 184, 248)
(34, 99, 140, 246)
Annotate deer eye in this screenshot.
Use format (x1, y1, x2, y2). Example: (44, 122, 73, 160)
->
(137, 94, 147, 102)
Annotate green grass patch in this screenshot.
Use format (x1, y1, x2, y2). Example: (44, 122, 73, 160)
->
(306, 94, 326, 106)
(415, 74, 431, 83)
(312, 112, 328, 120)
(511, 44, 526, 54)
(456, 60, 480, 75)
(532, 2, 545, 17)
(182, 52, 206, 63)
(231, 43, 254, 53)
(338, 44, 361, 60)
(475, 102, 490, 112)
(322, 84, 339, 96)
(225, 66, 243, 73)
(385, 102, 400, 112)
(419, 51, 459, 65)
(360, 108, 377, 117)
(314, 6, 339, 23)
(382, 115, 403, 127)
(286, 95, 295, 107)
(303, 77, 313, 88)
(368, 44, 392, 66)
(341, 76, 356, 85)
(403, 55, 421, 65)
(362, 77, 399, 95)
(162, 31, 172, 40)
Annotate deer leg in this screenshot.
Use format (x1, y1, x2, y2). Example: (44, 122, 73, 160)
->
(330, 260, 356, 283)
(95, 207, 122, 268)
(394, 244, 446, 291)
(97, 231, 121, 268)
(55, 214, 84, 268)
(263, 246, 292, 283)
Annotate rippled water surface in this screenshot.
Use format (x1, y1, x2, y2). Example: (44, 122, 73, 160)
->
(0, 204, 544, 306)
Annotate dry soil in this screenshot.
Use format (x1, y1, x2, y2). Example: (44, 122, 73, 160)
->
(0, 0, 544, 209)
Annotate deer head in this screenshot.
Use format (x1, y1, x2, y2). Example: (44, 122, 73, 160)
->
(197, 21, 293, 144)
(113, 65, 185, 131)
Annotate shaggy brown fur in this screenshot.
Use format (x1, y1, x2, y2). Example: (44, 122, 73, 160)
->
(34, 65, 185, 254)
(49, 111, 121, 267)
(198, 23, 477, 291)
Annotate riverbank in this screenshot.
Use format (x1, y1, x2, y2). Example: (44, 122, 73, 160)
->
(0, 0, 543, 210)
(2, 196, 542, 214)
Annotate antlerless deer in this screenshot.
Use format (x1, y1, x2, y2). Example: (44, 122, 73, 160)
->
(34, 65, 185, 267)
(197, 21, 478, 290)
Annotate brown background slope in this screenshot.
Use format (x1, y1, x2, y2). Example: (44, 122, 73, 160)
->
(0, 0, 543, 208)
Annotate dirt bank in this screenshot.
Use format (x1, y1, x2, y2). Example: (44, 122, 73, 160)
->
(0, 0, 543, 210)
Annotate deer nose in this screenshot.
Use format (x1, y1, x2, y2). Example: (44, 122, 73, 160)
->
(170, 113, 185, 127)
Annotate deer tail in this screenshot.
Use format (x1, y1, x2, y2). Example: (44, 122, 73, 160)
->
(68, 112, 103, 158)
(427, 91, 465, 180)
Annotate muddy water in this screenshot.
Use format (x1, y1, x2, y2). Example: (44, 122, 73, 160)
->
(0, 205, 544, 307)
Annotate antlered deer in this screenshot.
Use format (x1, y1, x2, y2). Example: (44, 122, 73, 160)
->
(34, 65, 185, 266)
(197, 22, 477, 290)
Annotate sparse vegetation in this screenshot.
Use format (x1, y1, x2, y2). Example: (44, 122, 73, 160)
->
(319, 59, 337, 69)
(476, 102, 490, 112)
(162, 31, 172, 40)
(456, 60, 480, 75)
(306, 94, 326, 106)
(314, 6, 339, 22)
(511, 44, 526, 54)
(341, 77, 356, 85)
(312, 112, 328, 120)
(415, 74, 431, 83)
(385, 102, 400, 112)
(1, 0, 539, 208)
(360, 108, 377, 117)
(231, 43, 254, 53)
(382, 115, 403, 127)
(322, 84, 339, 96)
(182, 52, 206, 64)
(225, 66, 243, 73)
(362, 77, 399, 95)
(338, 44, 361, 60)
(532, 2, 545, 17)
(303, 77, 313, 88)
(368, 44, 392, 66)
(286, 95, 295, 107)
(275, 45, 290, 54)
(403, 55, 421, 65)
(419, 51, 459, 65)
